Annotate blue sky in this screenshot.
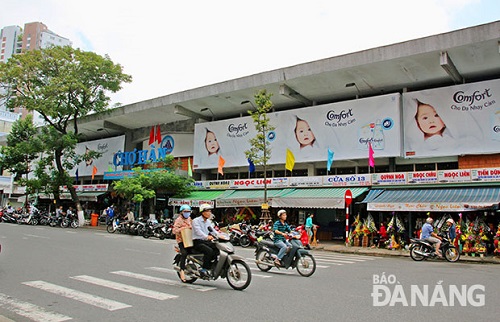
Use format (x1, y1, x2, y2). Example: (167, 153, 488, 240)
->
(1, 0, 499, 106)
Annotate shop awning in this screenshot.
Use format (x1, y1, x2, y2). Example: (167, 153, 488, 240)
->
(77, 191, 106, 202)
(362, 187, 500, 212)
(168, 190, 228, 207)
(216, 189, 293, 208)
(271, 187, 369, 209)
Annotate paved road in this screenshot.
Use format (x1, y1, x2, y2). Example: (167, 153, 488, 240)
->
(1, 224, 498, 321)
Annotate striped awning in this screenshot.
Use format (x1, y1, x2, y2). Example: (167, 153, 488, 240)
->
(362, 187, 500, 212)
(271, 187, 368, 209)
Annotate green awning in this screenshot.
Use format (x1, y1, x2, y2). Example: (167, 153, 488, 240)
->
(271, 187, 369, 209)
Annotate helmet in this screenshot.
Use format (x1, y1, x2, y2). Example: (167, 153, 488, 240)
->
(446, 218, 455, 224)
(179, 205, 191, 212)
(277, 209, 287, 216)
(426, 217, 433, 224)
(199, 203, 214, 212)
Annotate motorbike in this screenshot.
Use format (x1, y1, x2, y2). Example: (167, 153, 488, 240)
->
(107, 218, 129, 234)
(254, 233, 316, 277)
(1, 211, 18, 224)
(61, 212, 79, 228)
(173, 233, 252, 290)
(143, 219, 168, 239)
(409, 233, 460, 262)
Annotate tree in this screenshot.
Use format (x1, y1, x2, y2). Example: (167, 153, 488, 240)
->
(244, 90, 275, 222)
(0, 46, 132, 214)
(0, 114, 43, 208)
(112, 158, 194, 217)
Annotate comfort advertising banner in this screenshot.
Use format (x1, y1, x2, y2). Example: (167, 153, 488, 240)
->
(74, 135, 125, 176)
(403, 79, 500, 158)
(194, 93, 401, 169)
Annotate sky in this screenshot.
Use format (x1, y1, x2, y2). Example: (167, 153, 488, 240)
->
(1, 0, 499, 107)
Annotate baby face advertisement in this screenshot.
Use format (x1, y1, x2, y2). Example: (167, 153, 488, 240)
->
(193, 94, 401, 169)
(403, 79, 500, 158)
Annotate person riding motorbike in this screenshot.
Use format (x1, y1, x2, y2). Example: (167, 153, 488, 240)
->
(445, 218, 456, 242)
(173, 204, 193, 282)
(273, 209, 292, 266)
(421, 217, 442, 257)
(192, 203, 220, 277)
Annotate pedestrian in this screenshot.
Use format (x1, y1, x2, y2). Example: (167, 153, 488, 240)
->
(305, 213, 314, 243)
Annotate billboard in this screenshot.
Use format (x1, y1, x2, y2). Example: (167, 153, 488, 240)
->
(74, 135, 125, 176)
(193, 93, 401, 169)
(403, 79, 500, 158)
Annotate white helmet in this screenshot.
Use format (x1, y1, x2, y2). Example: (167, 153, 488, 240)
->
(199, 203, 214, 212)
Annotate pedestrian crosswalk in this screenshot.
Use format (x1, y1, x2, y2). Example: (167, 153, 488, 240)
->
(0, 252, 379, 321)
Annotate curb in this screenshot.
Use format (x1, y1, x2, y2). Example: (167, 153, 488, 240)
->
(312, 244, 500, 264)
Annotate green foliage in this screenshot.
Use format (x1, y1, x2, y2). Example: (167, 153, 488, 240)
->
(0, 46, 131, 204)
(112, 167, 194, 203)
(244, 89, 275, 167)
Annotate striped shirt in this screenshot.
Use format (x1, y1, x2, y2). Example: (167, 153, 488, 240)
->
(273, 220, 291, 242)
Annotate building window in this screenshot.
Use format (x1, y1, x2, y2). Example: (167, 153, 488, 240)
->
(415, 163, 436, 171)
(395, 164, 414, 172)
(437, 162, 458, 170)
(224, 172, 239, 179)
(274, 170, 285, 177)
(337, 167, 355, 175)
(291, 169, 308, 177)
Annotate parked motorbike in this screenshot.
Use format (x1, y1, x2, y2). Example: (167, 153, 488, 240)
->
(254, 233, 316, 277)
(1, 211, 18, 224)
(107, 218, 128, 234)
(143, 220, 168, 239)
(173, 233, 252, 290)
(409, 233, 460, 262)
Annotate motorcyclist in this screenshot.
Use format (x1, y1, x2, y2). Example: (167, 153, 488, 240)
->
(421, 217, 442, 257)
(192, 203, 219, 277)
(445, 218, 456, 241)
(173, 204, 193, 282)
(273, 209, 292, 266)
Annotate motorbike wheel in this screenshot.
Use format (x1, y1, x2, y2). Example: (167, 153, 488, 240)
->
(178, 260, 198, 284)
(106, 224, 115, 233)
(226, 259, 252, 291)
(239, 235, 251, 248)
(143, 230, 151, 239)
(296, 254, 316, 277)
(137, 226, 145, 236)
(255, 250, 273, 272)
(410, 245, 426, 261)
(71, 220, 79, 229)
(31, 218, 39, 226)
(444, 246, 460, 262)
(49, 220, 57, 227)
(60, 219, 69, 228)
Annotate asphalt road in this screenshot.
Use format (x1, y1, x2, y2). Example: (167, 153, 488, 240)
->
(1, 223, 499, 322)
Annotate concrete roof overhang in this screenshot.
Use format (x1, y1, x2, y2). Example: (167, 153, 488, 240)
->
(76, 21, 500, 143)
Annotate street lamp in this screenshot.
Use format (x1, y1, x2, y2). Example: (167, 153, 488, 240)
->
(200, 107, 216, 121)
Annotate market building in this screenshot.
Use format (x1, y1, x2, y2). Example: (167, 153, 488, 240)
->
(14, 21, 500, 252)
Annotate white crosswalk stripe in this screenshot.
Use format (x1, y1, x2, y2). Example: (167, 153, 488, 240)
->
(70, 275, 178, 300)
(111, 270, 217, 291)
(22, 281, 131, 311)
(0, 292, 71, 322)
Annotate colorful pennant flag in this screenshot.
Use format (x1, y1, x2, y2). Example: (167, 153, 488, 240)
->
(108, 165, 113, 172)
(156, 124, 162, 144)
(75, 168, 79, 182)
(218, 155, 226, 175)
(368, 142, 375, 168)
(327, 148, 334, 171)
(248, 158, 255, 173)
(285, 148, 295, 171)
(92, 165, 98, 180)
(148, 126, 155, 145)
(188, 157, 193, 177)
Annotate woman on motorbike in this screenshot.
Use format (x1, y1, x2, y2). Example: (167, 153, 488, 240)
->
(173, 205, 193, 282)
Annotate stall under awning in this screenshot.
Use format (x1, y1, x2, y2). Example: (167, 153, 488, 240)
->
(362, 187, 500, 212)
(215, 189, 293, 208)
(271, 187, 369, 209)
(168, 190, 228, 208)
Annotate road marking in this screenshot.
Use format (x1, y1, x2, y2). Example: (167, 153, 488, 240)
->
(111, 271, 216, 291)
(23, 234, 50, 239)
(0, 292, 71, 322)
(314, 258, 356, 264)
(124, 248, 161, 255)
(65, 231, 77, 234)
(70, 275, 178, 300)
(250, 267, 295, 275)
(315, 256, 367, 262)
(22, 281, 131, 311)
(313, 253, 380, 260)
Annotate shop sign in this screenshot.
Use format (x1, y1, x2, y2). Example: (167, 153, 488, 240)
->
(289, 176, 322, 187)
(367, 202, 488, 212)
(229, 178, 288, 189)
(437, 170, 471, 183)
(216, 198, 264, 208)
(372, 173, 406, 185)
(323, 174, 371, 186)
(62, 184, 108, 192)
(407, 171, 438, 184)
(168, 199, 215, 207)
(470, 168, 500, 181)
(207, 180, 231, 189)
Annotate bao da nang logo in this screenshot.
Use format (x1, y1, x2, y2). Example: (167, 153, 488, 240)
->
(161, 135, 174, 154)
(371, 273, 485, 307)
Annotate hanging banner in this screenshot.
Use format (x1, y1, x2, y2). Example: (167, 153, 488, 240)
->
(403, 79, 500, 158)
(75, 136, 125, 176)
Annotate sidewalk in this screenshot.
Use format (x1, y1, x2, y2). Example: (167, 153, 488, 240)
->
(312, 241, 500, 264)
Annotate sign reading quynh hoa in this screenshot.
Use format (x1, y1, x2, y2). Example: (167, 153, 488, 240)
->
(403, 79, 500, 158)
(193, 94, 401, 170)
(372, 173, 407, 185)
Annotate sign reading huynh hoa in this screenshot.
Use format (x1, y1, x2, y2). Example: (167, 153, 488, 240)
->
(193, 93, 401, 169)
(403, 79, 500, 158)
